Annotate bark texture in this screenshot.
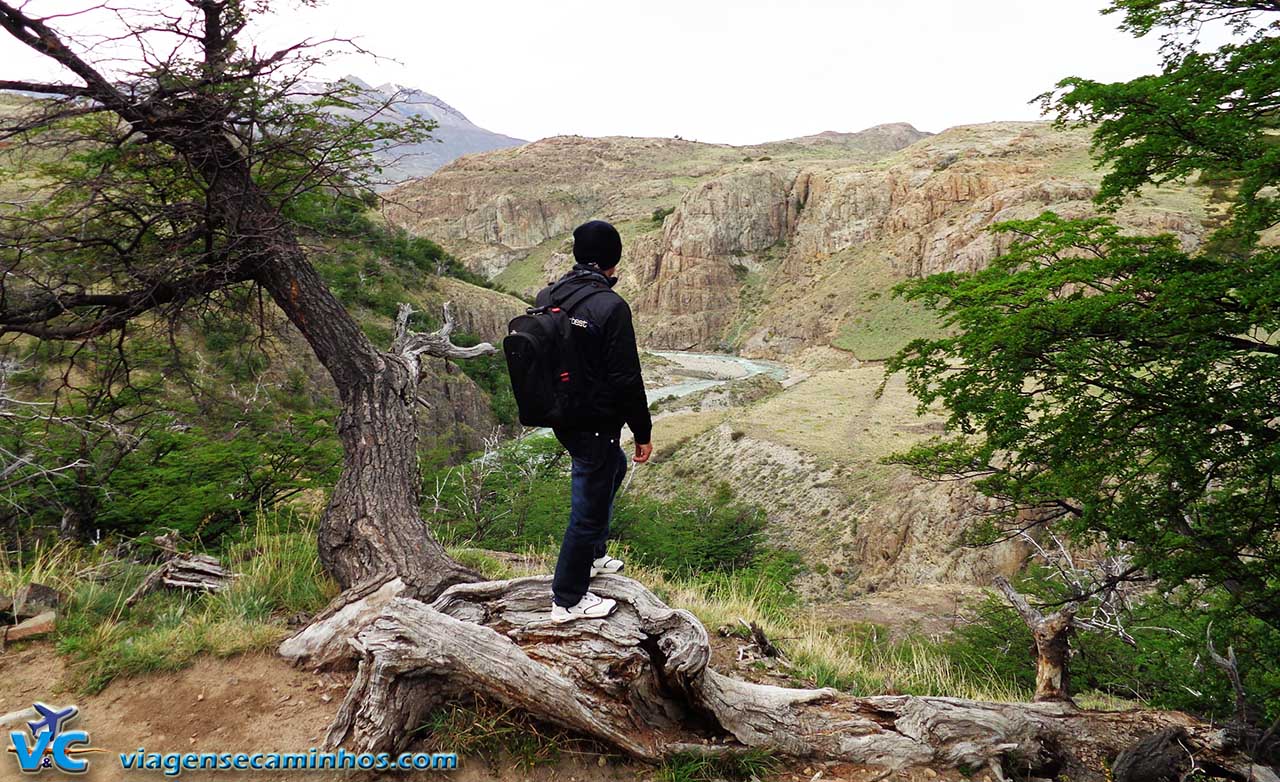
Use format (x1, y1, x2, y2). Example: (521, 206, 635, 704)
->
(124, 553, 233, 606)
(287, 575, 1262, 781)
(995, 575, 1078, 703)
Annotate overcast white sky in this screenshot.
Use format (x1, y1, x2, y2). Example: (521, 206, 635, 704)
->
(3, 0, 1170, 145)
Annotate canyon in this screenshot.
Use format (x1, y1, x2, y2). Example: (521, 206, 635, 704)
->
(386, 121, 1208, 358)
(384, 121, 1214, 600)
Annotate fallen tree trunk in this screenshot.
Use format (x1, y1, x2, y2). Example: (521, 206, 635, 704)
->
(288, 575, 1265, 781)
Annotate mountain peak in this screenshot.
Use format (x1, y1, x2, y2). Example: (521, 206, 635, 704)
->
(316, 76, 525, 186)
(338, 74, 373, 90)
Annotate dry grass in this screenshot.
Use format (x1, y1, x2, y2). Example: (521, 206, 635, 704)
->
(458, 544, 1026, 703)
(647, 410, 729, 460)
(3, 511, 337, 693)
(4, 519, 1021, 701)
(0, 539, 108, 596)
(737, 366, 942, 469)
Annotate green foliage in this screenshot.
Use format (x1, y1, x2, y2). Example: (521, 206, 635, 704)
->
(945, 575, 1280, 724)
(652, 206, 676, 223)
(13, 401, 340, 542)
(295, 191, 508, 299)
(98, 416, 333, 540)
(424, 435, 779, 578)
(891, 212, 1280, 626)
(610, 481, 772, 574)
(0, 53, 441, 345)
(1045, 3, 1279, 242)
(891, 1, 1280, 721)
(449, 332, 519, 426)
(1103, 1, 1278, 52)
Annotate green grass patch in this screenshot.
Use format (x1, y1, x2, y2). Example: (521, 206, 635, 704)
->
(493, 247, 558, 298)
(425, 434, 780, 579)
(657, 749, 782, 782)
(831, 287, 946, 360)
(817, 248, 947, 361)
(12, 511, 339, 694)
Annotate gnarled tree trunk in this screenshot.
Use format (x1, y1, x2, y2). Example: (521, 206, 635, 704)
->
(314, 347, 478, 597)
(248, 219, 489, 603)
(994, 575, 1077, 704)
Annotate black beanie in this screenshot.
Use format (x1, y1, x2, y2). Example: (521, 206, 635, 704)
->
(572, 220, 623, 269)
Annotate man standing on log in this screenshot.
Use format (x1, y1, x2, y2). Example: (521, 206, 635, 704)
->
(535, 220, 654, 622)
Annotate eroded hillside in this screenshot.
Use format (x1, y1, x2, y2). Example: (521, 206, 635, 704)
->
(386, 121, 1210, 358)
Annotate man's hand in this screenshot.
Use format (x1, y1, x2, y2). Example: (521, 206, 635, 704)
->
(633, 442, 653, 464)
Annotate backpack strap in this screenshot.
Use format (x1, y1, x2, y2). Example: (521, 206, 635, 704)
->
(551, 281, 611, 314)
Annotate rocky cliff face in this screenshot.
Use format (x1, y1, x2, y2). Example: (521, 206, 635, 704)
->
(629, 167, 806, 347)
(642, 423, 1030, 596)
(386, 121, 1209, 357)
(383, 124, 931, 289)
(633, 364, 1034, 597)
(736, 123, 1206, 357)
(383, 135, 746, 278)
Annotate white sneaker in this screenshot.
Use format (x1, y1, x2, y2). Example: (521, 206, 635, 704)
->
(590, 555, 625, 577)
(550, 592, 617, 622)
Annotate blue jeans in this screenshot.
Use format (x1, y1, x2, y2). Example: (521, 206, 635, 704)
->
(551, 427, 628, 607)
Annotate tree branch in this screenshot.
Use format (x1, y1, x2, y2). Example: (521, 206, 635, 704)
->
(0, 262, 254, 340)
(0, 80, 94, 97)
(993, 575, 1045, 626)
(0, 3, 134, 117)
(392, 302, 496, 364)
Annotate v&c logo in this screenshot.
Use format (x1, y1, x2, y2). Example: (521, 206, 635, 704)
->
(7, 703, 103, 774)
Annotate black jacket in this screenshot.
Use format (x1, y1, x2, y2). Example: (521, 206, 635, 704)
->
(535, 264, 652, 445)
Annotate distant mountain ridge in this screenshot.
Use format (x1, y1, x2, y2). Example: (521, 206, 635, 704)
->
(1, 77, 526, 187)
(741, 122, 933, 156)
(328, 76, 526, 185)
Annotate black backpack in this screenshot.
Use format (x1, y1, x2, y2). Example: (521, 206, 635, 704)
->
(503, 281, 610, 427)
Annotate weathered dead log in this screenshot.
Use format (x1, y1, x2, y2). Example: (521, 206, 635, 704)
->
(312, 574, 1262, 781)
(743, 618, 782, 658)
(994, 575, 1077, 703)
(1111, 728, 1194, 782)
(1112, 727, 1280, 782)
(279, 577, 407, 669)
(0, 706, 37, 731)
(125, 553, 234, 606)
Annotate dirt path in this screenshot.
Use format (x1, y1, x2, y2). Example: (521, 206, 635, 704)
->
(0, 645, 642, 781)
(1, 645, 347, 781)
